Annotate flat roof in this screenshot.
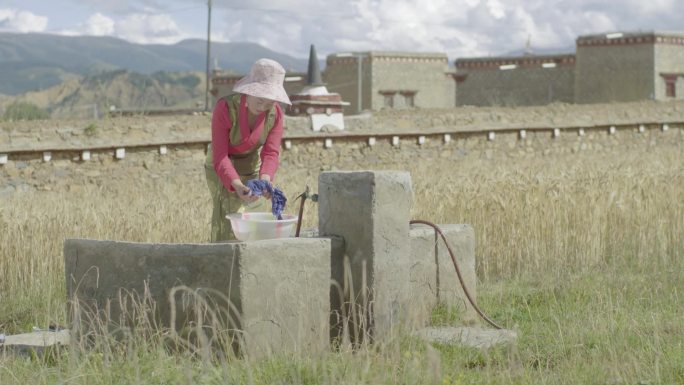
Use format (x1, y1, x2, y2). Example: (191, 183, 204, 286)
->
(328, 51, 447, 60)
(455, 54, 575, 69)
(577, 31, 684, 46)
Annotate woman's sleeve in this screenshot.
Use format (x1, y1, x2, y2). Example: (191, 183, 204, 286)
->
(259, 104, 284, 180)
(212, 99, 240, 191)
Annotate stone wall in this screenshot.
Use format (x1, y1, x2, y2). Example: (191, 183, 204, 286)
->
(368, 53, 454, 110)
(2, 101, 684, 197)
(455, 65, 574, 107)
(655, 43, 684, 100)
(574, 40, 655, 104)
(453, 32, 684, 106)
(324, 52, 454, 114)
(0, 143, 208, 196)
(1, 119, 681, 197)
(324, 55, 370, 114)
(279, 124, 682, 176)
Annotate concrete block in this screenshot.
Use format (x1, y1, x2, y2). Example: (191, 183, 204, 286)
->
(1, 330, 70, 357)
(239, 237, 342, 356)
(64, 237, 337, 357)
(319, 171, 413, 344)
(415, 326, 517, 349)
(64, 240, 239, 336)
(408, 224, 477, 324)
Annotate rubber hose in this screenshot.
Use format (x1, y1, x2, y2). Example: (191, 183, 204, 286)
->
(410, 219, 503, 330)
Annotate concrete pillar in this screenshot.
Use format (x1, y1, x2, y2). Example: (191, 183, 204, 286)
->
(318, 171, 413, 345)
(64, 237, 339, 358)
(239, 237, 341, 356)
(408, 224, 477, 324)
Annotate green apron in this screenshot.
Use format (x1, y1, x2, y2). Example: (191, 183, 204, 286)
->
(205, 94, 277, 242)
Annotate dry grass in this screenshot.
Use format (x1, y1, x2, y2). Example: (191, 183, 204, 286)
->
(412, 149, 683, 280)
(0, 144, 682, 384)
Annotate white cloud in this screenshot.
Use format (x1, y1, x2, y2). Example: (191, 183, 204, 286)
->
(56, 10, 188, 44)
(0, 8, 48, 33)
(509, 7, 563, 50)
(115, 13, 187, 44)
(56, 13, 115, 37)
(578, 11, 616, 34)
(486, 0, 506, 19)
(84, 13, 115, 36)
(253, 19, 302, 53)
(581, 0, 676, 17)
(280, 0, 492, 59)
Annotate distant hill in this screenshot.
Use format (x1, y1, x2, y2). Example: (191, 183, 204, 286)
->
(2, 70, 207, 119)
(0, 33, 309, 95)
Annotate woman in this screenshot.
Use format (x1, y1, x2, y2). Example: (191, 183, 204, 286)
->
(205, 58, 291, 241)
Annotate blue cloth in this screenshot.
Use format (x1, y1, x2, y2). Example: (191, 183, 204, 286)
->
(246, 179, 287, 219)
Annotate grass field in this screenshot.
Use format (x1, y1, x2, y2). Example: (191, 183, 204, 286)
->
(1, 145, 682, 384)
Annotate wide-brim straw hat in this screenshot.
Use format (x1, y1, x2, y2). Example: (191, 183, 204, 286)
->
(233, 58, 291, 105)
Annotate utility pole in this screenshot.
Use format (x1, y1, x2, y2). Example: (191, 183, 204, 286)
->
(205, 0, 212, 111)
(356, 54, 362, 114)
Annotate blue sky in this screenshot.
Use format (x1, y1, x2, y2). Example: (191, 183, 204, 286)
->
(1, 0, 682, 60)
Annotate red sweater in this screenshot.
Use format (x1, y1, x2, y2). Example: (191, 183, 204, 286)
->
(211, 95, 283, 191)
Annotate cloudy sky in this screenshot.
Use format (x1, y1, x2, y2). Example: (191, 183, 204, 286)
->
(1, 0, 682, 60)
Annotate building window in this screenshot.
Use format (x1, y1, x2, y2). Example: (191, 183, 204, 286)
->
(401, 91, 416, 107)
(666, 80, 676, 98)
(661, 74, 681, 98)
(384, 94, 394, 108)
(380, 90, 417, 109)
(380, 91, 395, 108)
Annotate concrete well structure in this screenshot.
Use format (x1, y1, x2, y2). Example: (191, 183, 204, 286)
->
(64, 170, 477, 356)
(65, 238, 340, 357)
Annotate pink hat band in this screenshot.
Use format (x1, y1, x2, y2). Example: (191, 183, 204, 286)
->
(233, 58, 291, 105)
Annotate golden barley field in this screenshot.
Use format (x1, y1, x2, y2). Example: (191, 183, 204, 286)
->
(0, 143, 682, 384)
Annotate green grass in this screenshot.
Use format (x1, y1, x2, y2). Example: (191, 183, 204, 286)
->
(1, 145, 682, 384)
(3, 264, 681, 384)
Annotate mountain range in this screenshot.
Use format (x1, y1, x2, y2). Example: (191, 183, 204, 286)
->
(0, 32, 309, 96)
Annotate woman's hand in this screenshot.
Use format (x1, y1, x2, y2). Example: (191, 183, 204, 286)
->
(231, 180, 258, 203)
